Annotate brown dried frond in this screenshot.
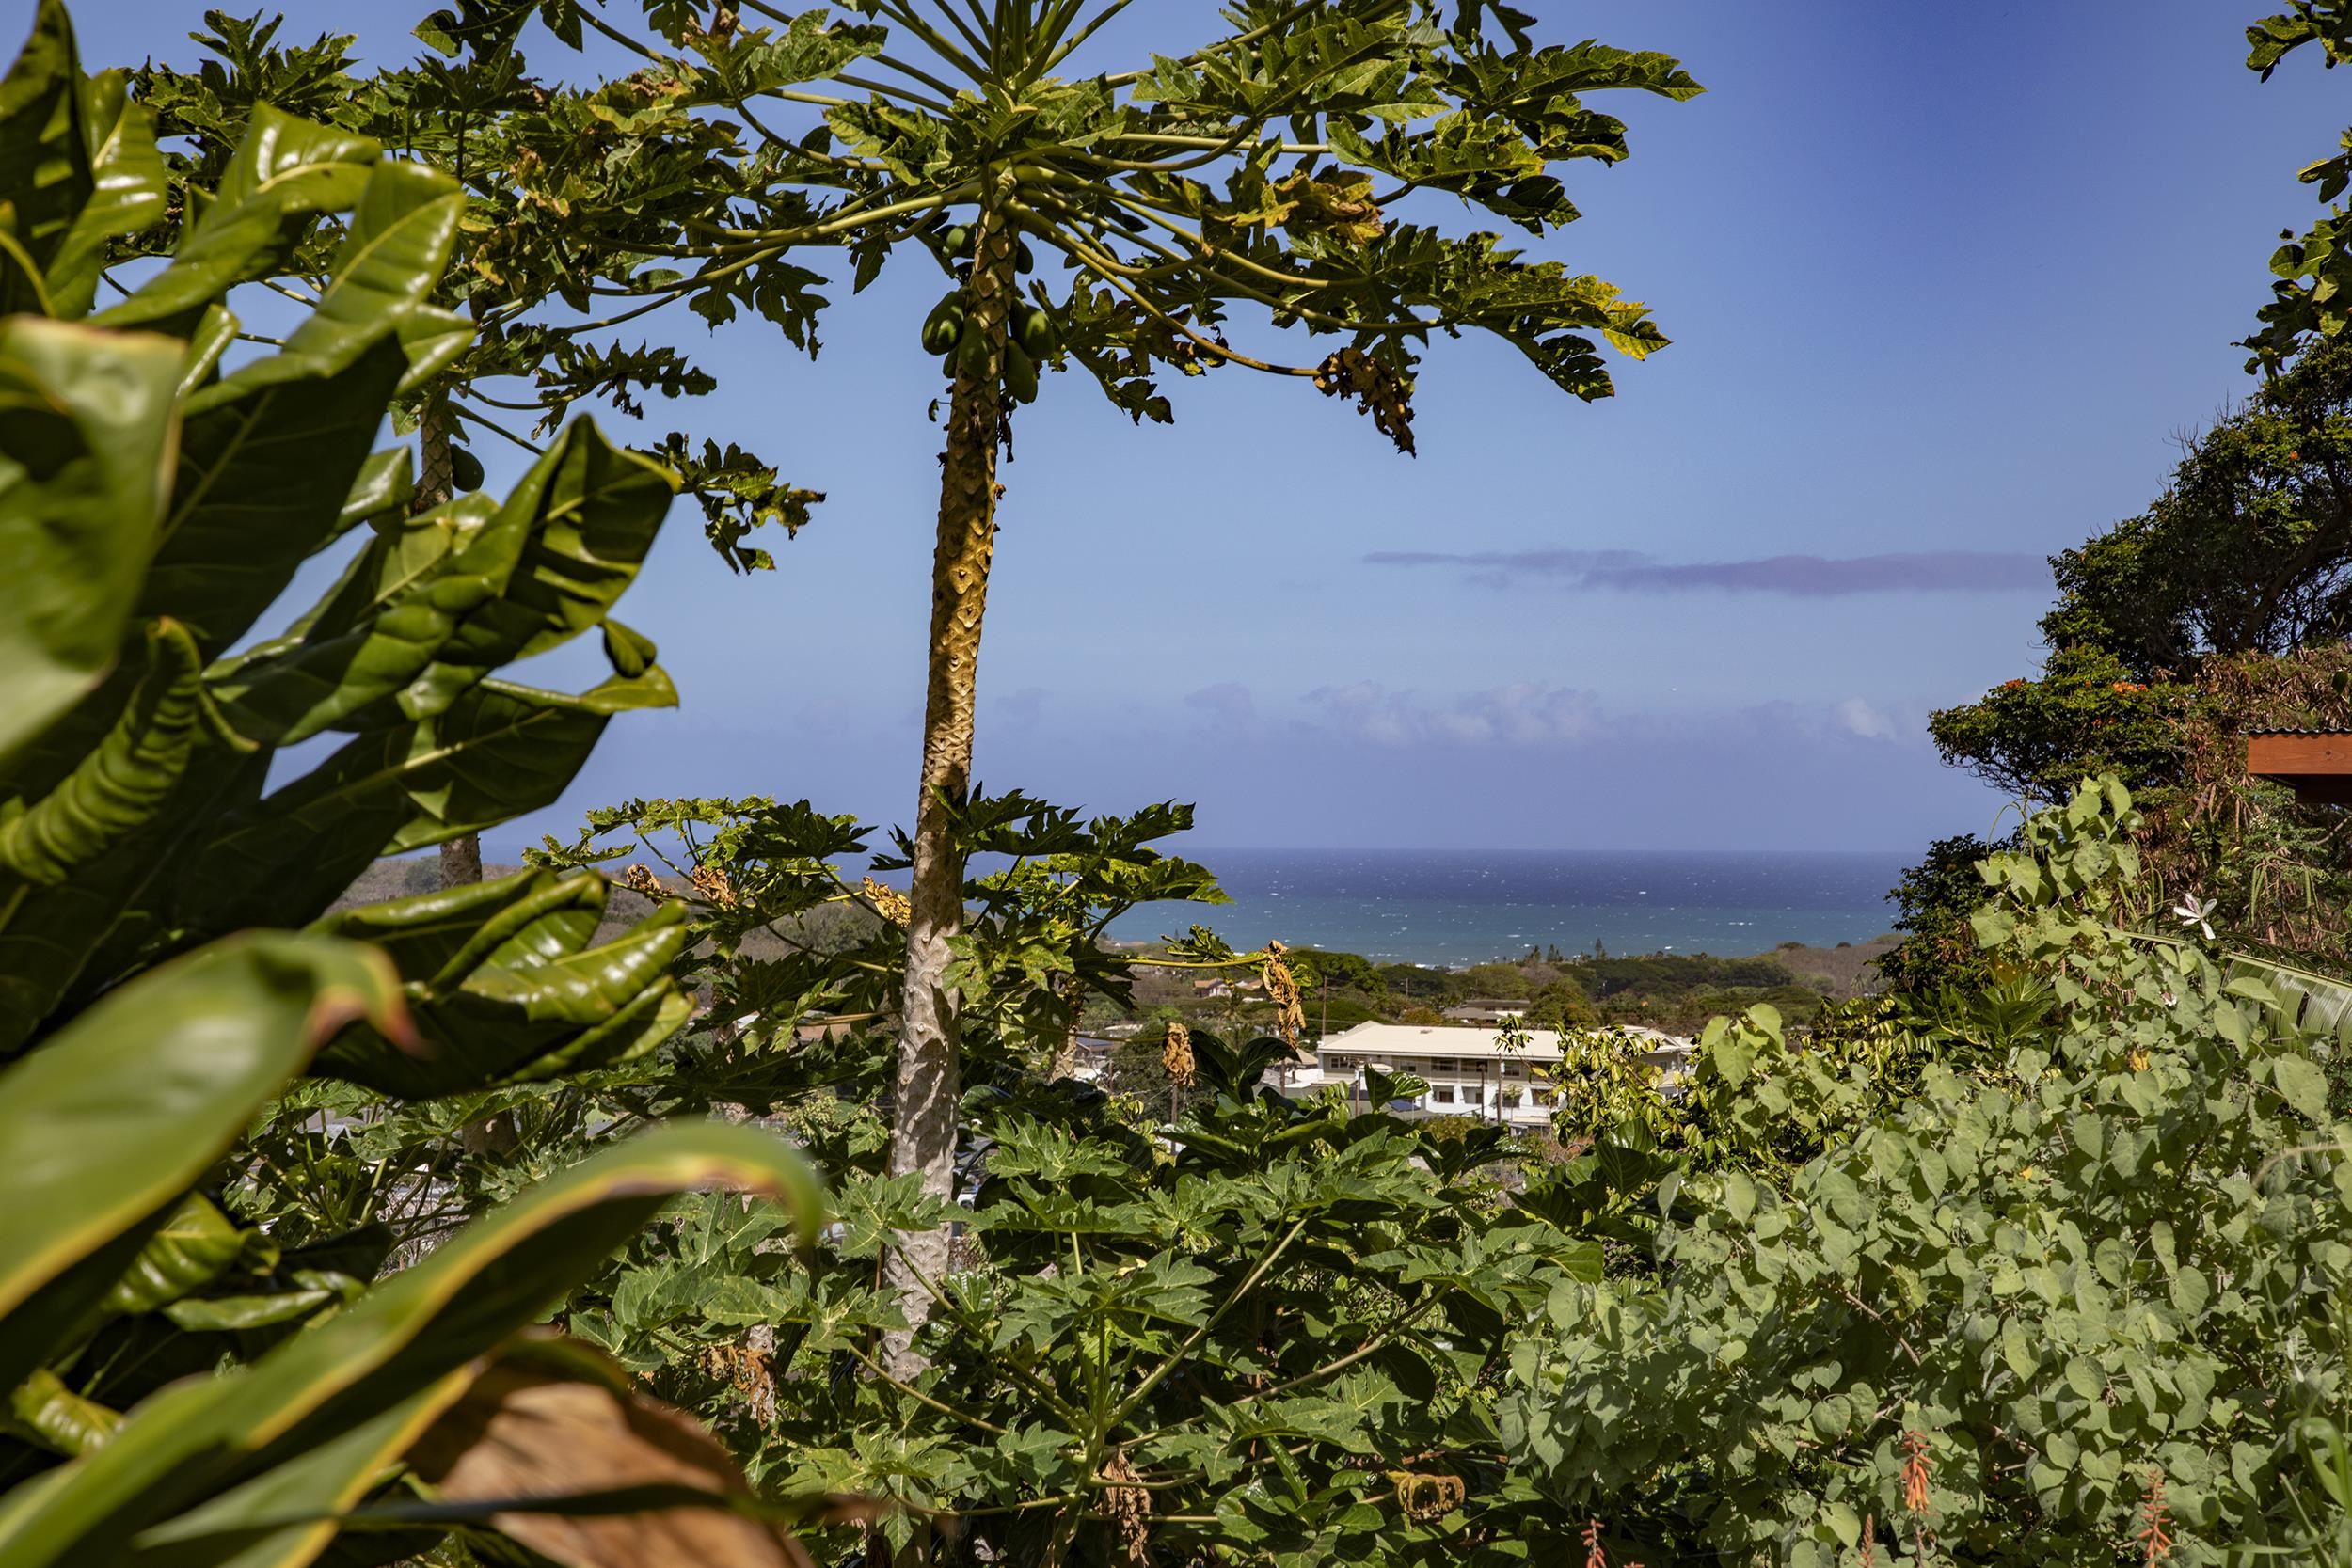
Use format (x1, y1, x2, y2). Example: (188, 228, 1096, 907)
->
(618, 863, 664, 899)
(1162, 1021, 1196, 1087)
(1261, 941, 1307, 1053)
(1900, 1430, 1932, 1514)
(688, 862, 739, 909)
(1099, 1449, 1151, 1565)
(1391, 1470, 1465, 1522)
(697, 1338, 777, 1424)
(1274, 170, 1385, 245)
(1314, 346, 1416, 456)
(2137, 1467, 2174, 1565)
(862, 877, 912, 927)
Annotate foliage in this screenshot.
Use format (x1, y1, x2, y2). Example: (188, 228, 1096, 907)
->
(365, 0, 1701, 448)
(2247, 1, 2352, 364)
(570, 1023, 1608, 1568)
(1917, 332, 2352, 982)
(1509, 779, 2352, 1565)
(1878, 832, 2016, 995)
(0, 8, 829, 1561)
(1929, 645, 2188, 806)
(1931, 338, 2352, 803)
(131, 7, 818, 568)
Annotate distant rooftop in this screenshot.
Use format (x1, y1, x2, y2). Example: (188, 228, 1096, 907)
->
(1313, 1020, 1688, 1065)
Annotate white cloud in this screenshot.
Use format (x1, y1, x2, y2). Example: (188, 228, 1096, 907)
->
(1302, 683, 1600, 749)
(1836, 697, 1899, 742)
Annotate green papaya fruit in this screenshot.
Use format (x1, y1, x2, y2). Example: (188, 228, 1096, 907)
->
(921, 293, 967, 356)
(941, 224, 974, 259)
(954, 320, 989, 381)
(1015, 240, 1036, 272)
(1005, 342, 1040, 404)
(450, 447, 485, 493)
(1017, 307, 1057, 359)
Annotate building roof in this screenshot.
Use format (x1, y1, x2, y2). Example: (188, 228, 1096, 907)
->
(1312, 1020, 1688, 1065)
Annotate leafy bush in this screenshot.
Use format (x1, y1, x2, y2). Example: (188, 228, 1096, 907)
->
(1509, 780, 2352, 1564)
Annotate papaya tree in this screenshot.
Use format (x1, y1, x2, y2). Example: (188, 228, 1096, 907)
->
(322, 0, 1698, 1362)
(0, 7, 836, 1560)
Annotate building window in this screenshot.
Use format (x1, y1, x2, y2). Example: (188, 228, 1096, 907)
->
(1431, 1085, 1455, 1105)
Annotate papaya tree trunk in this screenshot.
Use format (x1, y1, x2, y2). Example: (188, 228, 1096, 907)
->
(416, 404, 485, 893)
(882, 174, 1021, 1377)
(418, 401, 506, 1158)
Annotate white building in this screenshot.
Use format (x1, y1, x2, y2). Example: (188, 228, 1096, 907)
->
(1275, 1020, 1691, 1127)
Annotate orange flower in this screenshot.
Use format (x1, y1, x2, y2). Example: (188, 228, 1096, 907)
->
(2137, 1468, 2174, 1564)
(1901, 1431, 1932, 1514)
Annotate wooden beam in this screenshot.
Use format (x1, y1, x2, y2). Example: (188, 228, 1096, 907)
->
(2249, 733, 2352, 804)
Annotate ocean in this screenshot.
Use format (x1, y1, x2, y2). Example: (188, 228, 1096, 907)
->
(1102, 848, 1911, 967)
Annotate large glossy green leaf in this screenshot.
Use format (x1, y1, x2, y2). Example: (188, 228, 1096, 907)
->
(306, 868, 694, 1097)
(169, 649, 677, 944)
(205, 495, 521, 747)
(0, 1122, 827, 1568)
(0, 314, 180, 764)
(121, 1374, 471, 1568)
(390, 421, 677, 719)
(0, 721, 262, 1059)
(0, 620, 239, 886)
(136, 154, 463, 659)
(0, 0, 90, 314)
(313, 867, 611, 984)
(0, 933, 405, 1391)
(42, 69, 166, 319)
(102, 1194, 250, 1319)
(316, 905, 695, 1099)
(2229, 949, 2352, 1046)
(97, 105, 378, 333)
(8, 1368, 123, 1460)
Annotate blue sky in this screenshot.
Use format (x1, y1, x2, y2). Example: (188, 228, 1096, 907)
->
(71, 1, 2352, 853)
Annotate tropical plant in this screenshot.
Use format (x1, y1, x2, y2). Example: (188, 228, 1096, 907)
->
(1913, 336, 2352, 982)
(1508, 778, 2352, 1565)
(130, 7, 832, 881)
(567, 1022, 1605, 1568)
(0, 6, 833, 1560)
(2248, 0, 2352, 365)
(359, 0, 1700, 1358)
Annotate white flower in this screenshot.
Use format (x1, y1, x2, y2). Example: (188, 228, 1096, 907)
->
(2172, 894, 2215, 942)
